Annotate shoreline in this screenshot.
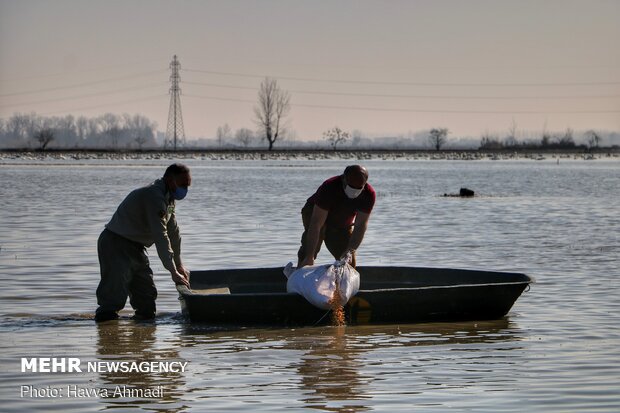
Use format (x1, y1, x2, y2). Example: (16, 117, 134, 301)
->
(1, 148, 618, 162)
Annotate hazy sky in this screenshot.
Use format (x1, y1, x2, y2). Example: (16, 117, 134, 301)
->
(1, 0, 619, 141)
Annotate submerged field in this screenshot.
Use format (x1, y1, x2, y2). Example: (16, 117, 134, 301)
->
(1, 158, 619, 411)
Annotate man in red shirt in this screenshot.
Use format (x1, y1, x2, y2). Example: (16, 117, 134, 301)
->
(297, 165, 376, 268)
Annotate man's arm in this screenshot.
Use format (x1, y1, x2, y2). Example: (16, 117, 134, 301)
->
(146, 202, 189, 287)
(167, 213, 189, 278)
(343, 211, 371, 258)
(299, 205, 329, 267)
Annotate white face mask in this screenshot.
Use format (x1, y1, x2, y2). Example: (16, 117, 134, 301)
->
(344, 185, 363, 199)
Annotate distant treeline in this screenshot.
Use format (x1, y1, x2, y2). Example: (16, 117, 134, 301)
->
(0, 112, 158, 150)
(1, 112, 618, 151)
(478, 127, 614, 151)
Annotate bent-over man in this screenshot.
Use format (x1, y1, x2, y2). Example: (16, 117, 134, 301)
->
(95, 163, 191, 322)
(297, 165, 375, 268)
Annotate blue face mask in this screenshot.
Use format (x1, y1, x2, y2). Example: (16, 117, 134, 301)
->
(173, 186, 188, 200)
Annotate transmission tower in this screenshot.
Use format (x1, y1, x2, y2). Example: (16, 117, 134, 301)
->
(164, 55, 186, 150)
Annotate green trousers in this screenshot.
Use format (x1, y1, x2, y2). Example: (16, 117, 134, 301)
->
(96, 229, 157, 318)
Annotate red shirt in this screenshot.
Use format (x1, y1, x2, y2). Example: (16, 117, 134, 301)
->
(307, 175, 376, 229)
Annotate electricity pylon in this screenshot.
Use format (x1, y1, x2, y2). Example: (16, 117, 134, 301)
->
(164, 55, 186, 150)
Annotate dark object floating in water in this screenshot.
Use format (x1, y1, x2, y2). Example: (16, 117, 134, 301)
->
(177, 266, 533, 326)
(444, 187, 475, 197)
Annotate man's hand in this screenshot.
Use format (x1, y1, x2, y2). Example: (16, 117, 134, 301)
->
(299, 257, 315, 268)
(171, 270, 190, 287)
(178, 264, 191, 279)
(339, 250, 354, 264)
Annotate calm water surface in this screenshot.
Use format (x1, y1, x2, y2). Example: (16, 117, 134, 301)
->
(1, 157, 619, 412)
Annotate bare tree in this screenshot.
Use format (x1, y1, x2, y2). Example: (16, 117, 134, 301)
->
(350, 129, 367, 148)
(87, 117, 101, 138)
(216, 123, 232, 147)
(76, 116, 88, 142)
(34, 128, 54, 150)
(5, 113, 38, 143)
(235, 128, 254, 148)
(6, 114, 29, 142)
(100, 113, 121, 149)
(480, 131, 502, 149)
(428, 128, 449, 151)
(254, 77, 290, 151)
(505, 118, 518, 147)
(134, 136, 148, 150)
(26, 113, 43, 141)
(557, 127, 575, 147)
(323, 126, 350, 150)
(541, 120, 552, 147)
(108, 126, 121, 149)
(124, 113, 156, 149)
(585, 130, 601, 150)
(52, 114, 77, 147)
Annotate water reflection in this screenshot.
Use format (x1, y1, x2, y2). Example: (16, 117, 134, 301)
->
(384, 318, 521, 346)
(178, 318, 522, 412)
(288, 319, 522, 411)
(291, 327, 371, 412)
(95, 321, 186, 412)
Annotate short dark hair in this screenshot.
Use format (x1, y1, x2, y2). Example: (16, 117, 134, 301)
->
(164, 163, 190, 178)
(344, 165, 368, 181)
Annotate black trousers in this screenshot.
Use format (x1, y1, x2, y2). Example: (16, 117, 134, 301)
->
(96, 229, 157, 317)
(297, 202, 356, 267)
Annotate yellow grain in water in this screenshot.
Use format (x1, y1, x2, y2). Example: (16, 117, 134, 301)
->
(328, 278, 345, 326)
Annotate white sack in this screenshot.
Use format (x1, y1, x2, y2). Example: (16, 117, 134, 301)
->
(284, 261, 360, 310)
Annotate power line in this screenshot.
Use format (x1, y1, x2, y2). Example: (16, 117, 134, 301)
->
(181, 57, 620, 72)
(184, 94, 254, 104)
(0, 58, 167, 84)
(0, 82, 168, 108)
(183, 93, 620, 114)
(0, 69, 168, 98)
(30, 94, 167, 117)
(292, 104, 620, 115)
(183, 80, 620, 100)
(184, 68, 620, 87)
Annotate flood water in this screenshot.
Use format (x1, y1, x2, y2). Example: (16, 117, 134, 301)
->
(1, 155, 619, 412)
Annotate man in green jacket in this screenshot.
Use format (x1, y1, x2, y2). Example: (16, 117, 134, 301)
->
(95, 163, 191, 322)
